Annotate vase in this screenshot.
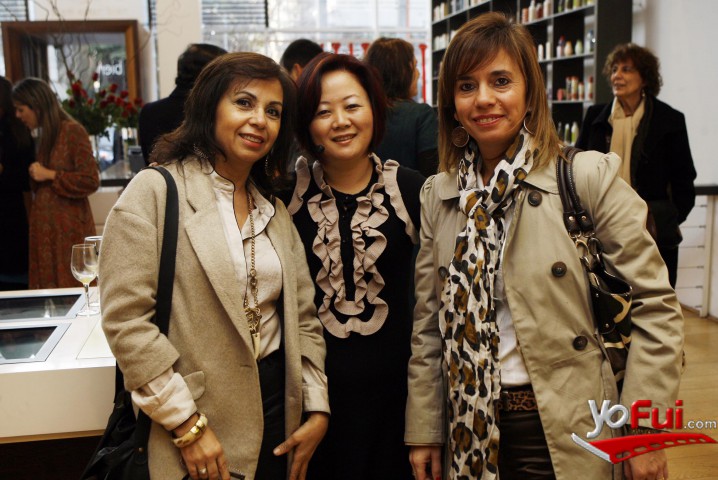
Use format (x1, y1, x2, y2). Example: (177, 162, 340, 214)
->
(90, 135, 102, 164)
(122, 127, 138, 161)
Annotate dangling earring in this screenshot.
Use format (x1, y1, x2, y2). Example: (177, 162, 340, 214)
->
(192, 144, 209, 163)
(451, 124, 469, 148)
(264, 148, 274, 177)
(522, 112, 535, 136)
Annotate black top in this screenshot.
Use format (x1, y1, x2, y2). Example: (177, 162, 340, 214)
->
(138, 85, 191, 163)
(0, 119, 33, 277)
(281, 157, 424, 480)
(374, 99, 439, 177)
(576, 96, 696, 247)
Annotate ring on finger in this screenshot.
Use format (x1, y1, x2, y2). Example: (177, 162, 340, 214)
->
(198, 466, 208, 477)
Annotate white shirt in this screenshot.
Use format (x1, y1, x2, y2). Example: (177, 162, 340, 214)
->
(495, 202, 531, 387)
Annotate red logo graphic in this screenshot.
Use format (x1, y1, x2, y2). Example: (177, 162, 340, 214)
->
(571, 432, 716, 464)
(574, 399, 717, 463)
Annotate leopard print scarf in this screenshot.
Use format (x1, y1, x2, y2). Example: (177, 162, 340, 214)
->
(439, 130, 536, 478)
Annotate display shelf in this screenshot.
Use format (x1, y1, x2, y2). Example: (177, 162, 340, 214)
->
(430, 0, 631, 141)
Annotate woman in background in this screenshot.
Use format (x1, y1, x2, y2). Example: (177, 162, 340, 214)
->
(0, 76, 34, 290)
(365, 37, 438, 177)
(101, 52, 329, 480)
(12, 77, 99, 289)
(576, 43, 696, 288)
(285, 53, 424, 480)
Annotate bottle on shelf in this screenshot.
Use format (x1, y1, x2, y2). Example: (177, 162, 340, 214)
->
(571, 121, 579, 145)
(585, 29, 595, 54)
(564, 40, 573, 56)
(587, 75, 594, 100)
(575, 39, 583, 55)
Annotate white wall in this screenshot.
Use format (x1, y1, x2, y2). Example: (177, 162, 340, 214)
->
(25, 0, 201, 103)
(633, 0, 718, 316)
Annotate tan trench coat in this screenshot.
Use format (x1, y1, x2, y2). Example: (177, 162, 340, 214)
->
(100, 160, 327, 480)
(405, 151, 684, 479)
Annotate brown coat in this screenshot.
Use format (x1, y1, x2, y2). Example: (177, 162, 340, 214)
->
(406, 151, 684, 479)
(29, 120, 99, 288)
(100, 160, 327, 480)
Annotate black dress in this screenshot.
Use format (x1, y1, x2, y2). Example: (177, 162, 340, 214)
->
(0, 119, 33, 290)
(284, 155, 424, 480)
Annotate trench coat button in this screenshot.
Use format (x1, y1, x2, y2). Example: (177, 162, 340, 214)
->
(528, 191, 542, 206)
(551, 262, 567, 277)
(573, 336, 588, 350)
(438, 266, 449, 280)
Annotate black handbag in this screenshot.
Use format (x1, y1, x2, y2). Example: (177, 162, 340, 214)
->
(557, 148, 632, 385)
(81, 167, 179, 480)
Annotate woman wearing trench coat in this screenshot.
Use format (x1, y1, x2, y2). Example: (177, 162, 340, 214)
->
(406, 13, 683, 480)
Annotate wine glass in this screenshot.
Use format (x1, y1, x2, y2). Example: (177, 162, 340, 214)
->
(71, 244, 100, 316)
(85, 236, 103, 307)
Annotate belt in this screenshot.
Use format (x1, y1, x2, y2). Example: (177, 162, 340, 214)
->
(498, 385, 538, 411)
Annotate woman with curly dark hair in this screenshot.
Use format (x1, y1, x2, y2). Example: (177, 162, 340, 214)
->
(577, 43, 696, 287)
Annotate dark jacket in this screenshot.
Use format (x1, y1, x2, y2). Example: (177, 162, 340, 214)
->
(138, 85, 191, 163)
(0, 119, 33, 276)
(576, 96, 696, 248)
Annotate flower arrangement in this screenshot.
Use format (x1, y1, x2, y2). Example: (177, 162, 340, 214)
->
(61, 71, 143, 139)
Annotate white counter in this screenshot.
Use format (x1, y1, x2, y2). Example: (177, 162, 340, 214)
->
(0, 288, 115, 443)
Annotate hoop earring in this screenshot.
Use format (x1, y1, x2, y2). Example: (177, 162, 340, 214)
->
(451, 125, 469, 148)
(522, 115, 535, 136)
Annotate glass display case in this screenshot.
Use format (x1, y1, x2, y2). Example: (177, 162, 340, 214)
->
(0, 293, 83, 322)
(0, 323, 71, 365)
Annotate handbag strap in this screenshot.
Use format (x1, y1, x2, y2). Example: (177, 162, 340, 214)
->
(557, 146, 594, 237)
(114, 167, 179, 396)
(556, 147, 606, 270)
(117, 167, 179, 448)
(150, 166, 179, 337)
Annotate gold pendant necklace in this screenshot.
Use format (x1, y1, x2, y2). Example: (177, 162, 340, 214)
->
(243, 189, 261, 360)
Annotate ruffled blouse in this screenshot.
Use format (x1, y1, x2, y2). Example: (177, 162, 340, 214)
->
(288, 154, 418, 338)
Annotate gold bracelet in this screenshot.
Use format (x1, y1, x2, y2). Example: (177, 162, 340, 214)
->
(172, 413, 208, 448)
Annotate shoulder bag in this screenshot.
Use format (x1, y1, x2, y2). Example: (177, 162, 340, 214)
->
(81, 166, 179, 480)
(557, 147, 632, 386)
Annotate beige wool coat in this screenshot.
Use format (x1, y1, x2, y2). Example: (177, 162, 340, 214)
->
(100, 159, 327, 480)
(405, 151, 684, 479)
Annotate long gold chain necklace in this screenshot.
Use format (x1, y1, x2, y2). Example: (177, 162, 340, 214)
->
(244, 189, 261, 359)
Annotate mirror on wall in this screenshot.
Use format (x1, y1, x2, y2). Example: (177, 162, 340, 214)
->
(2, 20, 141, 99)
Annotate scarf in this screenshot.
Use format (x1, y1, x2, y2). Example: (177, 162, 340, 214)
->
(439, 129, 536, 478)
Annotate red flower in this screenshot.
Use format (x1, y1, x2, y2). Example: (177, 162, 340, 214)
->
(106, 94, 116, 102)
(68, 99, 76, 108)
(134, 98, 143, 106)
(99, 100, 108, 108)
(109, 83, 118, 93)
(121, 110, 129, 118)
(87, 98, 95, 105)
(115, 98, 124, 106)
(99, 89, 107, 98)
(80, 89, 88, 99)
(92, 72, 99, 81)
(71, 82, 82, 93)
(120, 90, 129, 99)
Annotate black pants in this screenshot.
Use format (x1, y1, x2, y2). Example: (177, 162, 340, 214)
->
(658, 245, 678, 288)
(498, 410, 556, 480)
(254, 348, 287, 480)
